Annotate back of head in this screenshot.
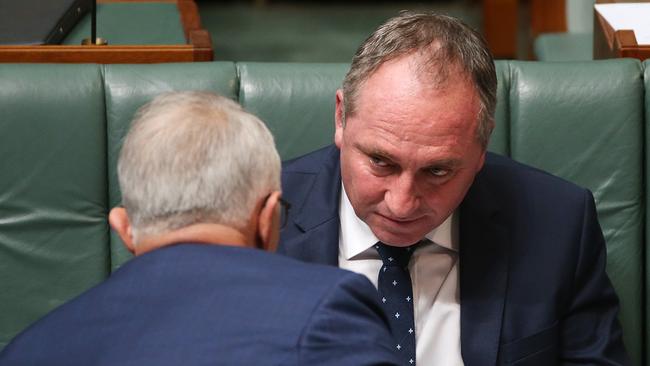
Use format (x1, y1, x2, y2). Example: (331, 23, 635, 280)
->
(342, 11, 497, 148)
(117, 91, 280, 241)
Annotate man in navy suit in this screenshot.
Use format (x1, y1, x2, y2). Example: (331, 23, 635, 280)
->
(0, 92, 400, 366)
(279, 12, 630, 365)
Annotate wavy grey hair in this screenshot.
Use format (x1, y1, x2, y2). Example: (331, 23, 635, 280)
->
(342, 11, 497, 148)
(118, 91, 281, 240)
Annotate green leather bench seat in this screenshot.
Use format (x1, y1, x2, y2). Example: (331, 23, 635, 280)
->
(0, 60, 648, 365)
(103, 62, 239, 270)
(237, 63, 349, 160)
(0, 65, 109, 348)
(506, 61, 644, 365)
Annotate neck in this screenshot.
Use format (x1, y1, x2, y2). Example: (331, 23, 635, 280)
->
(133, 223, 251, 256)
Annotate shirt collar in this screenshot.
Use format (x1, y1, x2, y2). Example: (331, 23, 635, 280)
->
(339, 182, 458, 261)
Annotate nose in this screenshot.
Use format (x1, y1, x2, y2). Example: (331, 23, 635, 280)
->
(384, 173, 420, 219)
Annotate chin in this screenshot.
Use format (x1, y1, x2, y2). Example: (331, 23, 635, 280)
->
(367, 215, 434, 246)
(373, 230, 423, 247)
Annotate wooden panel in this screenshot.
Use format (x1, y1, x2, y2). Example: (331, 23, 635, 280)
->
(0, 0, 213, 64)
(0, 45, 205, 63)
(593, 4, 650, 60)
(188, 29, 213, 62)
(178, 0, 201, 41)
(178, 0, 213, 61)
(593, 8, 616, 59)
(530, 0, 566, 38)
(483, 0, 519, 59)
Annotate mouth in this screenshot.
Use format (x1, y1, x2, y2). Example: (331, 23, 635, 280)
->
(376, 213, 422, 225)
(369, 212, 432, 245)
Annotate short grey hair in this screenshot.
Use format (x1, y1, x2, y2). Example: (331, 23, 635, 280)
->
(342, 11, 497, 148)
(118, 91, 281, 240)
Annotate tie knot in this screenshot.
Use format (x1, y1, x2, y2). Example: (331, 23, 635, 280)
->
(374, 242, 418, 267)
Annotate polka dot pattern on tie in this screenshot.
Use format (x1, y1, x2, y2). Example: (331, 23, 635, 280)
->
(375, 242, 418, 366)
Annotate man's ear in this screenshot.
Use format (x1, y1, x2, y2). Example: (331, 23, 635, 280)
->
(257, 191, 281, 252)
(109, 207, 136, 254)
(334, 89, 345, 148)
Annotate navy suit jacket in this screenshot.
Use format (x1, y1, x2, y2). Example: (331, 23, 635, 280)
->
(278, 145, 630, 366)
(0, 243, 400, 366)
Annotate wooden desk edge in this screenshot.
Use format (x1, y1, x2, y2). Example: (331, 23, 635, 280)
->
(0, 45, 208, 63)
(594, 1, 650, 61)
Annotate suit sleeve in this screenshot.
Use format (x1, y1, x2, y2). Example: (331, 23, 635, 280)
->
(561, 190, 631, 365)
(297, 272, 400, 366)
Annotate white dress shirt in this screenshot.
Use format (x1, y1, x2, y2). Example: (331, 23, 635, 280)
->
(338, 184, 464, 365)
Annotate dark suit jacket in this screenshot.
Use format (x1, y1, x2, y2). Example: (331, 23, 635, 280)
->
(0, 243, 400, 366)
(279, 145, 630, 366)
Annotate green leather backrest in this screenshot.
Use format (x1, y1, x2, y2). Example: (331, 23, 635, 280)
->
(103, 62, 239, 270)
(0, 64, 109, 349)
(0, 61, 645, 364)
(236, 60, 644, 364)
(505, 59, 644, 365)
(237, 62, 349, 161)
(235, 62, 512, 160)
(235, 60, 643, 364)
(643, 60, 650, 365)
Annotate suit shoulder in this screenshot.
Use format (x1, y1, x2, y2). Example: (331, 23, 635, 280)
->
(281, 144, 340, 212)
(262, 249, 362, 284)
(297, 268, 399, 365)
(483, 152, 589, 197)
(283, 145, 338, 174)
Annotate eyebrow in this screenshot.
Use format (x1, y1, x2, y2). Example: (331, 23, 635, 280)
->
(357, 142, 462, 169)
(423, 158, 462, 169)
(356, 143, 396, 162)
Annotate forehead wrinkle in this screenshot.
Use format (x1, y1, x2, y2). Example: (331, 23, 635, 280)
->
(375, 116, 471, 152)
(361, 88, 477, 145)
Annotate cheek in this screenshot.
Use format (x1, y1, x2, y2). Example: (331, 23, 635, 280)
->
(343, 168, 385, 214)
(355, 180, 384, 204)
(419, 171, 476, 211)
(433, 173, 476, 208)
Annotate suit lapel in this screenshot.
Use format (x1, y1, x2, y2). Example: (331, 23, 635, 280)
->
(282, 146, 341, 266)
(459, 173, 510, 366)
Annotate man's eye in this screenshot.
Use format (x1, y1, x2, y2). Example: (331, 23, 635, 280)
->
(429, 167, 449, 177)
(370, 156, 389, 167)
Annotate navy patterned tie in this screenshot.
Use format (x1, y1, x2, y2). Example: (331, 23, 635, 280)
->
(375, 242, 418, 366)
